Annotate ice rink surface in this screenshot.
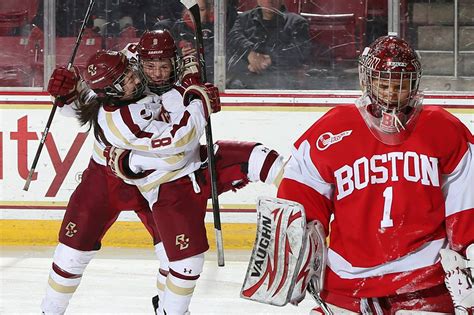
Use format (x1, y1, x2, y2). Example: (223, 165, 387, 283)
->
(1, 246, 315, 314)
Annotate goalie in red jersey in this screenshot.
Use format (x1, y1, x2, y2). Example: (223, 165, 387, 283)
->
(271, 34, 473, 313)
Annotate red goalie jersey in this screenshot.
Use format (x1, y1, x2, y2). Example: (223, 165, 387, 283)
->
(277, 104, 474, 299)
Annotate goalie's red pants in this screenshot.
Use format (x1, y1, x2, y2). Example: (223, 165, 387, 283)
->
(315, 283, 453, 314)
(59, 159, 160, 250)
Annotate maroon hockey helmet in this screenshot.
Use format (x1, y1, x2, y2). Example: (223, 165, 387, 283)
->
(83, 50, 146, 100)
(357, 34, 423, 145)
(138, 29, 180, 94)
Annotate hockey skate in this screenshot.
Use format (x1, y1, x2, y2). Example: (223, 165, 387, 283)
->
(152, 295, 159, 314)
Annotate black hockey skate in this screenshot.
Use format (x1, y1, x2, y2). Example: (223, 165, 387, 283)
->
(152, 295, 159, 314)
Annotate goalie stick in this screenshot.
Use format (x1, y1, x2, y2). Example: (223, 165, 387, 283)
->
(23, 0, 96, 191)
(180, 0, 225, 267)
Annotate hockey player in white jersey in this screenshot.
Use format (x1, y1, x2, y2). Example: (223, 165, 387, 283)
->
(84, 30, 286, 314)
(40, 52, 162, 315)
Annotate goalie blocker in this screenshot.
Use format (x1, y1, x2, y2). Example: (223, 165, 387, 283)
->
(241, 197, 330, 312)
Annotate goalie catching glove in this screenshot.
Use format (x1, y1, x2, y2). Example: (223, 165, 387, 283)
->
(241, 197, 329, 309)
(440, 244, 474, 314)
(47, 65, 80, 107)
(183, 82, 221, 119)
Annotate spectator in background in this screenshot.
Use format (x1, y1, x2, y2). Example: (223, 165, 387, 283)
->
(31, 0, 96, 37)
(92, 0, 141, 37)
(166, 0, 238, 83)
(226, 0, 310, 89)
(137, 0, 184, 32)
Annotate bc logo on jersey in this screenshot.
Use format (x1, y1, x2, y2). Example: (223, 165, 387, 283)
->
(87, 64, 97, 76)
(65, 222, 78, 237)
(176, 234, 190, 250)
(316, 130, 352, 151)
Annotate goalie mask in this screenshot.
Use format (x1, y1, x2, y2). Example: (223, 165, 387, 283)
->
(138, 29, 180, 95)
(358, 35, 423, 145)
(83, 50, 146, 102)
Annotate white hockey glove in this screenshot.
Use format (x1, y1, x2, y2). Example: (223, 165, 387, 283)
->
(103, 146, 144, 180)
(440, 244, 474, 314)
(183, 83, 221, 119)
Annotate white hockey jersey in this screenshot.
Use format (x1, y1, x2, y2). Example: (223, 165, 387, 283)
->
(97, 88, 208, 207)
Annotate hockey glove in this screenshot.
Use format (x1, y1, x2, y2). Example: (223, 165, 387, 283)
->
(180, 54, 201, 88)
(440, 244, 474, 313)
(183, 83, 221, 119)
(103, 146, 143, 180)
(47, 66, 80, 107)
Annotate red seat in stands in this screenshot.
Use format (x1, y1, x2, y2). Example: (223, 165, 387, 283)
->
(300, 0, 368, 61)
(0, 0, 39, 35)
(0, 36, 32, 86)
(55, 30, 102, 73)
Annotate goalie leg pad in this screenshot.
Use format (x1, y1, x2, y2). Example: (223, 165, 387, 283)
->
(240, 197, 327, 307)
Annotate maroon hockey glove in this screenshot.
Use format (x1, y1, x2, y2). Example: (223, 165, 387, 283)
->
(180, 54, 201, 88)
(47, 66, 80, 107)
(183, 83, 221, 119)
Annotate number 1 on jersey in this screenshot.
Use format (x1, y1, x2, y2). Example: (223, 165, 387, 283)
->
(380, 186, 394, 228)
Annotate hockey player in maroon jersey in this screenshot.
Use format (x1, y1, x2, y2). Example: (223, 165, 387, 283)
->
(75, 29, 285, 315)
(273, 35, 474, 313)
(40, 52, 162, 315)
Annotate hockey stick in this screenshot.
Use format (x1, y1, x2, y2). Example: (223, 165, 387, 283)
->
(23, 0, 96, 191)
(180, 0, 225, 266)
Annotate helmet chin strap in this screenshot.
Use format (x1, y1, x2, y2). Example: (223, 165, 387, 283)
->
(391, 108, 406, 132)
(379, 107, 407, 133)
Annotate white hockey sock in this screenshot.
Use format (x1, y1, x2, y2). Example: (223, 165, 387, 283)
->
(248, 145, 285, 186)
(161, 254, 204, 315)
(41, 244, 96, 315)
(155, 242, 169, 309)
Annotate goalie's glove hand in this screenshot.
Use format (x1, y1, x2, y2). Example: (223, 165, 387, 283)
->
(440, 245, 474, 312)
(103, 146, 141, 180)
(180, 54, 201, 88)
(183, 83, 221, 119)
(47, 66, 80, 107)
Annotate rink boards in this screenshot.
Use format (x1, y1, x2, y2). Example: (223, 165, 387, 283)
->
(1, 91, 473, 248)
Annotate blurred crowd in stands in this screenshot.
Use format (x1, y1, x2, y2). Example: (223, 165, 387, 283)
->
(1, 0, 472, 90)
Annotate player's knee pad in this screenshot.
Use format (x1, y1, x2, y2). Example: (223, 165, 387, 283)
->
(166, 254, 204, 295)
(53, 243, 97, 276)
(44, 243, 97, 307)
(248, 144, 285, 186)
(168, 253, 204, 278)
(161, 254, 204, 314)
